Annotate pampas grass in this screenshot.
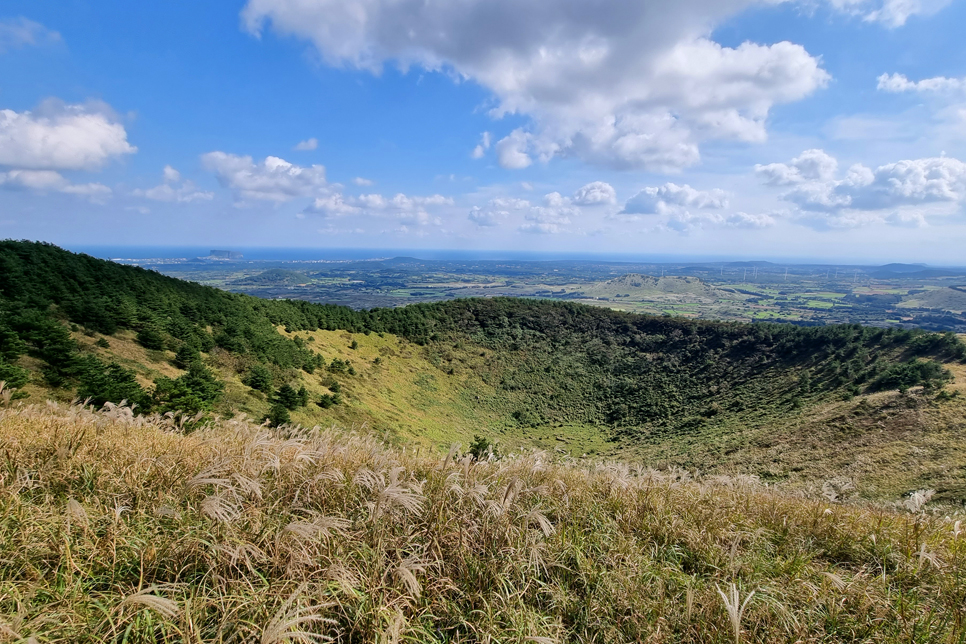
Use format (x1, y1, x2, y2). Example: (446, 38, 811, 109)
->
(0, 401, 964, 642)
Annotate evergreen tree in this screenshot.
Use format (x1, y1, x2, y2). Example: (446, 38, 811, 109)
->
(275, 383, 300, 410)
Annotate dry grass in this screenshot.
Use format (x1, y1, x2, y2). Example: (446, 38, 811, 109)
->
(1, 402, 965, 642)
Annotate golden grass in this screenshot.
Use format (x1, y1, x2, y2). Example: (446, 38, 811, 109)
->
(1, 401, 964, 642)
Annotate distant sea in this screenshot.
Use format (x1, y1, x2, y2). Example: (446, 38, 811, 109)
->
(66, 245, 824, 265)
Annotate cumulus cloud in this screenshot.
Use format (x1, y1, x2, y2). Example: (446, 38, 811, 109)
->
(756, 149, 839, 186)
(622, 182, 728, 214)
(162, 165, 181, 183)
(242, 0, 829, 171)
(0, 100, 136, 171)
(757, 149, 966, 228)
(495, 129, 532, 169)
(520, 192, 580, 233)
(877, 72, 964, 93)
(471, 132, 492, 159)
(134, 165, 214, 203)
(573, 181, 616, 206)
(0, 17, 61, 52)
(352, 176, 374, 186)
(304, 191, 362, 217)
(0, 169, 111, 202)
(294, 137, 319, 150)
(468, 197, 528, 227)
(304, 189, 452, 227)
(201, 152, 327, 202)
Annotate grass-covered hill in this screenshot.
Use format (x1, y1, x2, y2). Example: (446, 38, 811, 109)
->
(580, 273, 729, 299)
(2, 240, 966, 502)
(1, 403, 965, 643)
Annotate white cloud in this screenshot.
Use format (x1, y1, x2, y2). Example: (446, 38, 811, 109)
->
(201, 152, 327, 202)
(294, 137, 319, 151)
(0, 100, 136, 171)
(0, 169, 111, 203)
(622, 182, 728, 214)
(352, 176, 374, 186)
(661, 211, 725, 233)
(468, 197, 528, 227)
(829, 0, 951, 26)
(885, 211, 928, 227)
(242, 0, 829, 171)
(877, 72, 965, 93)
(304, 189, 452, 226)
(495, 129, 532, 169)
(304, 192, 362, 217)
(162, 165, 181, 183)
(471, 131, 492, 159)
(520, 192, 580, 233)
(573, 181, 616, 206)
(830, 0, 951, 29)
(0, 17, 61, 52)
(134, 165, 214, 203)
(725, 211, 777, 228)
(756, 148, 839, 186)
(757, 149, 966, 228)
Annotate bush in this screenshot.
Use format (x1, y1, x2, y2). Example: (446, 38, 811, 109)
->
(297, 385, 309, 407)
(266, 402, 290, 427)
(872, 359, 951, 391)
(153, 362, 223, 415)
(317, 393, 341, 408)
(0, 360, 29, 389)
(172, 343, 200, 370)
(243, 364, 274, 393)
(275, 384, 300, 411)
(76, 357, 150, 410)
(468, 434, 498, 461)
(136, 327, 166, 351)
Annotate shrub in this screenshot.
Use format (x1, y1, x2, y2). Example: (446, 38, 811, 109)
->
(872, 359, 951, 391)
(275, 384, 300, 411)
(172, 343, 200, 370)
(153, 362, 223, 415)
(468, 434, 498, 461)
(0, 360, 29, 389)
(242, 364, 273, 393)
(76, 357, 150, 409)
(136, 327, 166, 351)
(265, 402, 290, 426)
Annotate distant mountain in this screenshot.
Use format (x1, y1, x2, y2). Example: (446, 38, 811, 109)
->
(724, 260, 778, 267)
(877, 263, 928, 273)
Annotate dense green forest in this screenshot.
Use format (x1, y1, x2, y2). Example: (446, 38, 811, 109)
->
(1, 240, 962, 433)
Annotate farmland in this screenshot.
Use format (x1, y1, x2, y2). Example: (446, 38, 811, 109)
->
(120, 254, 966, 331)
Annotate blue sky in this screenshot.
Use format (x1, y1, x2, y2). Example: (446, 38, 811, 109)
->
(1, 0, 965, 262)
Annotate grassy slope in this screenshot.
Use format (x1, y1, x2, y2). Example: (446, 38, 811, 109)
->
(18, 322, 964, 505)
(1, 403, 964, 643)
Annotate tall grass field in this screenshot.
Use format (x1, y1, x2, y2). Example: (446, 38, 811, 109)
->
(1, 398, 964, 642)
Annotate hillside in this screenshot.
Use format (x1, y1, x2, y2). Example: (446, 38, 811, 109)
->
(900, 286, 966, 312)
(1, 403, 964, 643)
(2, 240, 966, 503)
(580, 273, 731, 300)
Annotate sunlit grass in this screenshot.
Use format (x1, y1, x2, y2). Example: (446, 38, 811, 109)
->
(1, 401, 964, 642)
